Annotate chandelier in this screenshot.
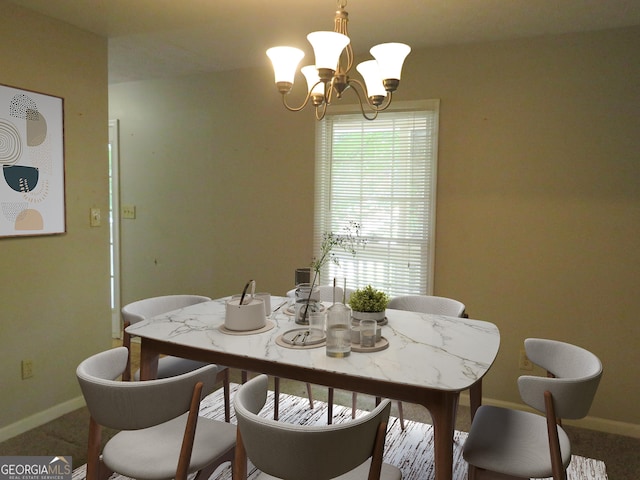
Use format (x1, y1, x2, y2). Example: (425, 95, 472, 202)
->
(266, 0, 411, 121)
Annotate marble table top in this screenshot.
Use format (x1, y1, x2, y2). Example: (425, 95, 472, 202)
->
(127, 296, 499, 393)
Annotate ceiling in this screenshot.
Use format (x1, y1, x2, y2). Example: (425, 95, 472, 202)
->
(10, 0, 640, 84)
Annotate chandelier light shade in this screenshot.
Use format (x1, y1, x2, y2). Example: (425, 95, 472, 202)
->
(266, 0, 410, 120)
(307, 31, 350, 71)
(356, 60, 386, 99)
(266, 46, 306, 93)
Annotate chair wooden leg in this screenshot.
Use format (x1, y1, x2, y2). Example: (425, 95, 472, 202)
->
(368, 420, 389, 480)
(122, 322, 131, 382)
(351, 392, 358, 419)
(86, 417, 102, 480)
(306, 382, 314, 409)
(194, 445, 235, 480)
(397, 401, 405, 430)
(544, 391, 567, 480)
(86, 417, 113, 480)
(221, 368, 231, 423)
(327, 387, 334, 424)
(274, 377, 280, 420)
(233, 429, 247, 480)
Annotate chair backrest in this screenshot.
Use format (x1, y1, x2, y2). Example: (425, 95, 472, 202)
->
(234, 374, 391, 480)
(76, 347, 219, 430)
(286, 286, 355, 303)
(518, 338, 603, 419)
(317, 285, 355, 303)
(387, 295, 466, 317)
(122, 294, 211, 325)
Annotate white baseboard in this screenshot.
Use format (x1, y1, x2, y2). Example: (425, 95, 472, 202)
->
(459, 392, 640, 439)
(0, 396, 87, 443)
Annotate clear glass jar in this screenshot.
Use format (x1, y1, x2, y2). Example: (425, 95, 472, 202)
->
(325, 302, 351, 357)
(294, 283, 320, 325)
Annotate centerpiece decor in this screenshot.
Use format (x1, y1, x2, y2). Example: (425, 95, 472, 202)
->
(296, 221, 366, 324)
(348, 284, 389, 324)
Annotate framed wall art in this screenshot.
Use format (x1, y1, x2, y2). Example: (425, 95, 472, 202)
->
(0, 84, 65, 237)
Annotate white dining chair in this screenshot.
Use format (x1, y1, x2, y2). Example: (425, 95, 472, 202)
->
(234, 374, 402, 480)
(286, 284, 355, 303)
(284, 284, 355, 423)
(76, 347, 236, 480)
(122, 294, 231, 422)
(352, 295, 466, 430)
(463, 338, 603, 480)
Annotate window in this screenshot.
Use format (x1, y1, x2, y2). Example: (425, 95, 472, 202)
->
(313, 101, 439, 297)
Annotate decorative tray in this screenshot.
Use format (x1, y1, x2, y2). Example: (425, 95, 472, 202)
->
(351, 336, 389, 353)
(218, 320, 275, 335)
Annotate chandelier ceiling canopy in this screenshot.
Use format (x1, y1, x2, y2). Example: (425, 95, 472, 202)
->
(266, 0, 411, 121)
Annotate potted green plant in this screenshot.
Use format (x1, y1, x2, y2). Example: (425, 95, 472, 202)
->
(348, 285, 389, 323)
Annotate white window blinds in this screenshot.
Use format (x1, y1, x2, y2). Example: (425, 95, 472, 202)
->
(313, 101, 439, 297)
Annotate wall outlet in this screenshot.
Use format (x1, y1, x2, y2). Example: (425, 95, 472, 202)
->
(519, 349, 533, 371)
(21, 359, 34, 379)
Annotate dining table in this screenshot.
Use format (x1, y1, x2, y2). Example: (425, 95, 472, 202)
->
(127, 295, 500, 480)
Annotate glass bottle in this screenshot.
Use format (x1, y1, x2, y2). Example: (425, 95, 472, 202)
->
(325, 283, 351, 357)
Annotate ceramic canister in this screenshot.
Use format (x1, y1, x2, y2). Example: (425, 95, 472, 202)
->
(224, 297, 266, 331)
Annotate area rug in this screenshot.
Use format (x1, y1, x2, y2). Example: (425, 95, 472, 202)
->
(72, 383, 608, 480)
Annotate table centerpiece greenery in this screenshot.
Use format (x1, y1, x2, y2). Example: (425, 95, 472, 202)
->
(348, 284, 390, 323)
(298, 221, 367, 321)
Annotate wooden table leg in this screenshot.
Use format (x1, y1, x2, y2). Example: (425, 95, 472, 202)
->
(138, 338, 159, 381)
(427, 391, 459, 480)
(469, 379, 482, 422)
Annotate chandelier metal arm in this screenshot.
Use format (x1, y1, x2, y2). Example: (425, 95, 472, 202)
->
(345, 79, 379, 121)
(315, 102, 328, 121)
(281, 90, 314, 112)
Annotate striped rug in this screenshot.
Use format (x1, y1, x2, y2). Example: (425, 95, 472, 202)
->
(72, 383, 608, 480)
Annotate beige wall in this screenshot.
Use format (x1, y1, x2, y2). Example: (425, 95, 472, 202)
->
(110, 26, 640, 433)
(109, 71, 317, 302)
(0, 1, 110, 437)
(403, 28, 639, 431)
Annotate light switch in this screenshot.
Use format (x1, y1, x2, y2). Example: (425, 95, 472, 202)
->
(90, 208, 101, 227)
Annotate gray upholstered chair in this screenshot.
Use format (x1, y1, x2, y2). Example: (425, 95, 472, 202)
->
(463, 338, 603, 480)
(234, 374, 402, 480)
(352, 294, 466, 429)
(121, 294, 231, 422)
(76, 347, 236, 480)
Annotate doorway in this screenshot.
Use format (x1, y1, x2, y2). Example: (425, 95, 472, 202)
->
(108, 119, 121, 338)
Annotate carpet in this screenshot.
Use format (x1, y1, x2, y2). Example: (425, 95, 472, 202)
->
(72, 383, 608, 480)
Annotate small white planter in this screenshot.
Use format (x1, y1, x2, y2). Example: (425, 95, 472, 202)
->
(351, 310, 386, 324)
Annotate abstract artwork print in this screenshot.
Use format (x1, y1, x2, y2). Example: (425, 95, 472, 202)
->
(0, 84, 65, 237)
